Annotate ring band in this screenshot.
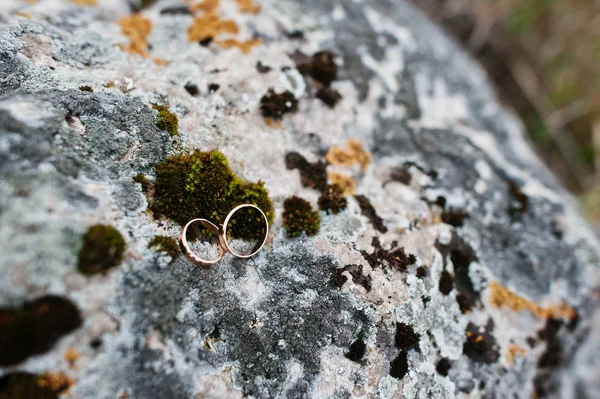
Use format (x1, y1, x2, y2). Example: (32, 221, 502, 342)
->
(178, 218, 225, 267)
(221, 204, 269, 259)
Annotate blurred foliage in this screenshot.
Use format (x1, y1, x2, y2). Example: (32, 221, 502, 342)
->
(411, 0, 600, 227)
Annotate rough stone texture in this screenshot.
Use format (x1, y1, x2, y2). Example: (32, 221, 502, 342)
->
(0, 0, 599, 398)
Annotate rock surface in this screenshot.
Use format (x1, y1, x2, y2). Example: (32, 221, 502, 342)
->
(0, 0, 599, 398)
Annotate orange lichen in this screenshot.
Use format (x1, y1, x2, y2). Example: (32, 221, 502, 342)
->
(66, 0, 97, 5)
(236, 0, 260, 13)
(189, 0, 219, 13)
(506, 344, 526, 365)
(118, 13, 152, 57)
(188, 12, 239, 42)
(264, 119, 283, 129)
(14, 11, 32, 18)
(21, 0, 37, 3)
(488, 281, 577, 320)
(37, 372, 75, 394)
(64, 348, 80, 367)
(153, 58, 170, 66)
(327, 171, 356, 195)
(214, 38, 261, 53)
(326, 139, 371, 170)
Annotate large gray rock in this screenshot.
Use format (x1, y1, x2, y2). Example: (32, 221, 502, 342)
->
(0, 0, 599, 398)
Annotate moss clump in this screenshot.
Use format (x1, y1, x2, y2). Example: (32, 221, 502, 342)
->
(0, 296, 82, 367)
(282, 196, 320, 237)
(0, 372, 58, 399)
(153, 105, 179, 136)
(152, 150, 274, 240)
(79, 85, 93, 92)
(259, 89, 298, 119)
(77, 224, 126, 275)
(148, 235, 179, 258)
(318, 185, 347, 214)
(133, 173, 152, 192)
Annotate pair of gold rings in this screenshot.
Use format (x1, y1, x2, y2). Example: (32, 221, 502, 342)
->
(178, 204, 269, 266)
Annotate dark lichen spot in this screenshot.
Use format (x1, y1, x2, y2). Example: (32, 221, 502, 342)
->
(148, 235, 179, 258)
(390, 165, 411, 185)
(361, 237, 416, 272)
(208, 83, 220, 93)
(395, 323, 420, 351)
(463, 321, 500, 364)
(160, 5, 192, 14)
(184, 82, 199, 96)
(507, 180, 529, 220)
(90, 337, 102, 349)
(416, 266, 428, 279)
(152, 105, 178, 136)
(285, 29, 305, 39)
(436, 358, 452, 376)
(533, 318, 565, 397)
(78, 85, 93, 92)
(316, 87, 342, 108)
(389, 351, 409, 379)
(441, 209, 469, 227)
(355, 195, 387, 233)
(260, 89, 298, 119)
(0, 296, 82, 366)
(318, 185, 347, 214)
(285, 152, 328, 192)
(133, 173, 152, 193)
(345, 335, 366, 363)
(282, 196, 320, 237)
(436, 233, 479, 311)
(297, 51, 338, 86)
(77, 224, 125, 275)
(330, 264, 371, 292)
(256, 61, 271, 73)
(438, 270, 454, 295)
(0, 372, 59, 399)
(199, 37, 213, 46)
(152, 150, 274, 240)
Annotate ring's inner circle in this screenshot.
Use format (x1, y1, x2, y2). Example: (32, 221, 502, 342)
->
(224, 206, 266, 256)
(185, 219, 222, 261)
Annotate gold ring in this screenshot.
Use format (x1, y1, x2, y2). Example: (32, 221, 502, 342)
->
(221, 204, 269, 259)
(178, 218, 225, 267)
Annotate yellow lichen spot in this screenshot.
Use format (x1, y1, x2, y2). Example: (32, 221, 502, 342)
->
(189, 0, 219, 13)
(506, 344, 526, 365)
(488, 281, 577, 320)
(326, 139, 371, 170)
(37, 372, 75, 394)
(236, 0, 260, 13)
(120, 392, 129, 399)
(66, 0, 97, 5)
(153, 58, 170, 66)
(21, 0, 37, 4)
(327, 171, 355, 195)
(64, 348, 81, 367)
(187, 12, 239, 42)
(264, 118, 282, 129)
(14, 11, 32, 18)
(214, 38, 261, 53)
(118, 13, 152, 57)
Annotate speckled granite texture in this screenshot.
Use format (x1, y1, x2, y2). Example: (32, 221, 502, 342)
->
(0, 0, 599, 398)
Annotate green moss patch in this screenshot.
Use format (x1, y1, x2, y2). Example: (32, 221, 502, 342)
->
(77, 224, 126, 275)
(148, 235, 179, 258)
(282, 196, 320, 237)
(153, 105, 179, 136)
(152, 150, 274, 240)
(0, 296, 82, 367)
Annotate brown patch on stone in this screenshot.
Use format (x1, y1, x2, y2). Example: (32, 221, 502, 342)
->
(63, 348, 80, 367)
(118, 13, 152, 57)
(327, 171, 355, 195)
(264, 118, 282, 129)
(506, 344, 526, 365)
(153, 58, 170, 66)
(214, 38, 261, 53)
(189, 0, 219, 13)
(236, 0, 260, 13)
(14, 11, 32, 18)
(326, 140, 371, 170)
(37, 372, 75, 395)
(188, 12, 239, 43)
(66, 0, 97, 5)
(488, 281, 576, 320)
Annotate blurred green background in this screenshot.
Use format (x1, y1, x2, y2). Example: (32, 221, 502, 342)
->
(410, 0, 600, 228)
